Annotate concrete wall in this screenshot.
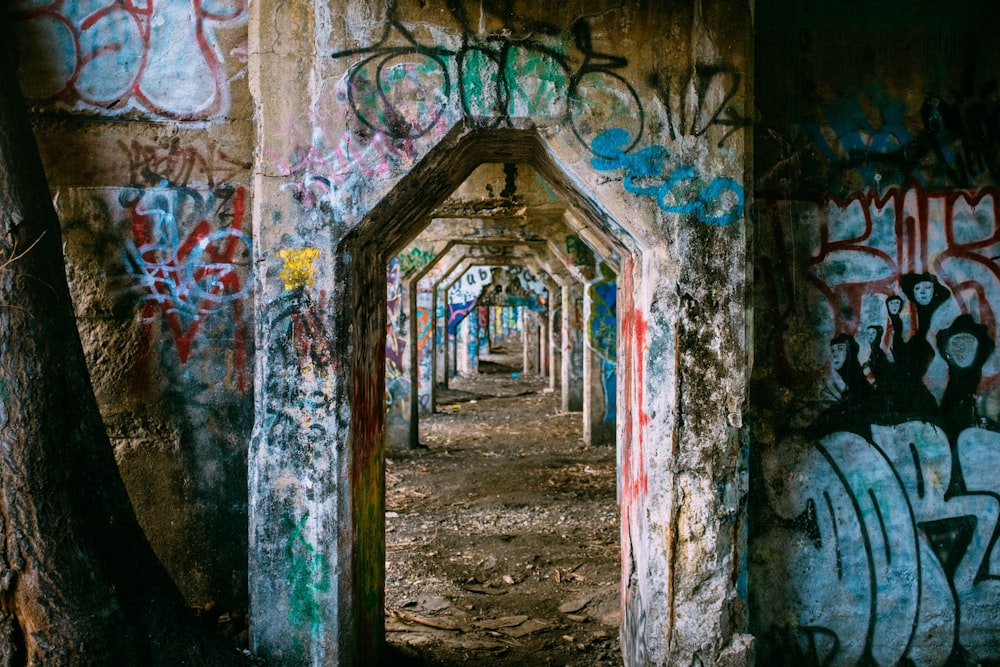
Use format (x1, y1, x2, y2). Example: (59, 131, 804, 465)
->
(750, 2, 1000, 665)
(12, 1, 254, 611)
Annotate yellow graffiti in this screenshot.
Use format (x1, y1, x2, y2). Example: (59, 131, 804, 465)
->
(278, 247, 320, 290)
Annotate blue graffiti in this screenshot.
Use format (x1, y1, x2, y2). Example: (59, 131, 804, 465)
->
(590, 128, 744, 226)
(803, 84, 912, 188)
(448, 299, 477, 335)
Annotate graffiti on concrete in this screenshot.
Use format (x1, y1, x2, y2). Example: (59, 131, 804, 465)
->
(117, 139, 251, 189)
(754, 185, 1000, 664)
(397, 247, 435, 275)
(386, 259, 410, 422)
(591, 127, 745, 226)
(619, 257, 648, 602)
(278, 247, 321, 291)
(589, 263, 617, 424)
(121, 184, 250, 385)
(282, 509, 332, 651)
(790, 81, 1000, 192)
(12, 0, 247, 119)
(565, 234, 596, 268)
(648, 62, 751, 148)
(331, 1, 643, 157)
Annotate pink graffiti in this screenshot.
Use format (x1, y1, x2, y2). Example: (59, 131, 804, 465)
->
(278, 83, 451, 210)
(13, 0, 247, 119)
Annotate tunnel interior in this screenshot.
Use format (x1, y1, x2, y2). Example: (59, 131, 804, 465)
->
(338, 127, 643, 660)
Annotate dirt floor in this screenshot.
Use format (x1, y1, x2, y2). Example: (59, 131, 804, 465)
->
(382, 343, 622, 666)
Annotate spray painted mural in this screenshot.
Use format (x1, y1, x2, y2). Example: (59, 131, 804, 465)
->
(122, 184, 251, 386)
(753, 54, 1000, 664)
(589, 263, 617, 426)
(12, 0, 248, 119)
(280, 0, 746, 225)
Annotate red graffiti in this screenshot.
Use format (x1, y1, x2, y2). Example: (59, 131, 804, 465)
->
(13, 1, 247, 120)
(811, 186, 1000, 340)
(620, 259, 649, 513)
(292, 290, 332, 370)
(127, 185, 249, 391)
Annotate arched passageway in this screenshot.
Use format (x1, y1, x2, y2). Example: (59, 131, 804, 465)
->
(337, 128, 639, 661)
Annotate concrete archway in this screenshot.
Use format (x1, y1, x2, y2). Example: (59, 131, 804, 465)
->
(341, 127, 642, 661)
(249, 124, 654, 664)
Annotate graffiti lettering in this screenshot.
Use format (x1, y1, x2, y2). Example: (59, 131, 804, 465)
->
(591, 127, 745, 226)
(122, 184, 250, 380)
(648, 63, 751, 147)
(13, 0, 248, 119)
(332, 4, 643, 157)
(118, 139, 251, 188)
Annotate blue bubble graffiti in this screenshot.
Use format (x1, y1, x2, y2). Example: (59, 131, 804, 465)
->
(591, 127, 745, 226)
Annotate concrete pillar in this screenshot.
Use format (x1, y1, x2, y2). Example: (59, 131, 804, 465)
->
(549, 302, 561, 393)
(583, 273, 616, 446)
(522, 309, 541, 375)
(538, 310, 549, 377)
(434, 288, 446, 386)
(561, 282, 584, 412)
(415, 290, 433, 416)
(478, 306, 490, 357)
(457, 310, 479, 376)
(449, 314, 458, 379)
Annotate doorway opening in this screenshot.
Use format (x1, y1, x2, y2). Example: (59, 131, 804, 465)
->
(340, 125, 644, 663)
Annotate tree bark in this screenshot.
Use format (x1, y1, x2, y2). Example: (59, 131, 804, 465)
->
(0, 29, 249, 667)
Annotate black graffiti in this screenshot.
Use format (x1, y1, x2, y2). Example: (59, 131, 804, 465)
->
(812, 272, 996, 443)
(648, 64, 752, 147)
(331, 0, 644, 156)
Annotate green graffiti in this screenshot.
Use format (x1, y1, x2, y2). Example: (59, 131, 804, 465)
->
(565, 234, 595, 267)
(505, 44, 569, 117)
(397, 247, 434, 274)
(282, 511, 331, 641)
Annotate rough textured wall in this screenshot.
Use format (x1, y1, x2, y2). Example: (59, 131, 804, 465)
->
(11, 1, 254, 609)
(251, 0, 751, 664)
(751, 1, 1000, 665)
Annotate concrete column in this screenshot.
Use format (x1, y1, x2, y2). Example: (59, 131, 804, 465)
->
(561, 283, 584, 412)
(449, 315, 458, 379)
(583, 275, 616, 446)
(457, 310, 479, 376)
(434, 288, 446, 386)
(415, 290, 433, 416)
(538, 309, 549, 377)
(522, 309, 541, 375)
(549, 302, 561, 393)
(478, 307, 490, 358)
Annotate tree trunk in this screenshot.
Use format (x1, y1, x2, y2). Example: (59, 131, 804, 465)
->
(0, 31, 249, 667)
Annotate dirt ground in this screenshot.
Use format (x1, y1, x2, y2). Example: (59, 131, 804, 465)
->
(382, 343, 622, 666)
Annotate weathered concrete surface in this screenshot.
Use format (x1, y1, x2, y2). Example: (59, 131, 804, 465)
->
(750, 2, 1000, 665)
(15, 2, 255, 611)
(250, 1, 751, 665)
(16, 0, 753, 664)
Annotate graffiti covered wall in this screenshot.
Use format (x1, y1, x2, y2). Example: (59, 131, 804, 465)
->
(751, 3, 1000, 664)
(13, 2, 254, 610)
